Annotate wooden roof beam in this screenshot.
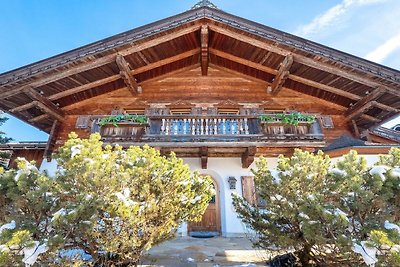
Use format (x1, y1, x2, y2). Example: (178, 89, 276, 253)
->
(270, 55, 293, 95)
(209, 25, 400, 98)
(34, 101, 65, 122)
(24, 87, 65, 121)
(0, 24, 201, 100)
(201, 25, 209, 76)
(210, 48, 398, 113)
(346, 100, 377, 120)
(210, 48, 358, 100)
(44, 120, 60, 161)
(345, 88, 385, 119)
(29, 114, 49, 123)
(116, 54, 142, 95)
(11, 49, 200, 113)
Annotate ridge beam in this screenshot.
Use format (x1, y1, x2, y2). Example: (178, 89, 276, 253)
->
(116, 54, 142, 95)
(270, 55, 293, 95)
(24, 87, 65, 121)
(201, 25, 209, 76)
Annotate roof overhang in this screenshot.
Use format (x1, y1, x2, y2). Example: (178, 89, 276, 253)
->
(0, 6, 399, 133)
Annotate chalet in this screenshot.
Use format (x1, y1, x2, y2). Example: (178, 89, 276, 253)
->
(1, 0, 399, 237)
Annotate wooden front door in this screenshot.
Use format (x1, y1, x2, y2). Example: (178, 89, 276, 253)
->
(188, 180, 220, 233)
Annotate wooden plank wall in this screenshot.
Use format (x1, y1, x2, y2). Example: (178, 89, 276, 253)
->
(57, 66, 353, 145)
(9, 149, 45, 169)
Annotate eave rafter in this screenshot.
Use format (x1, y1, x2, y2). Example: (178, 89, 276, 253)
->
(23, 87, 65, 122)
(201, 25, 209, 76)
(209, 25, 400, 98)
(0, 24, 201, 101)
(345, 88, 385, 120)
(209, 48, 397, 114)
(10, 48, 200, 114)
(270, 54, 293, 95)
(116, 54, 142, 95)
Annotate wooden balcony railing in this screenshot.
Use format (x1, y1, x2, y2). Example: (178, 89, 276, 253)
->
(96, 114, 324, 142)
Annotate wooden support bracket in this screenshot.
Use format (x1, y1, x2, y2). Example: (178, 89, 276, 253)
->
(44, 120, 60, 162)
(241, 146, 256, 168)
(116, 54, 142, 95)
(201, 146, 208, 169)
(351, 119, 361, 138)
(345, 88, 384, 120)
(24, 87, 65, 121)
(270, 55, 293, 95)
(201, 25, 209, 76)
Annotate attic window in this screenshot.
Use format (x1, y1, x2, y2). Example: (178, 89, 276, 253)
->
(321, 116, 334, 129)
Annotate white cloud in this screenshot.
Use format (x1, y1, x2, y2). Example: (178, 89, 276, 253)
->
(295, 0, 387, 37)
(365, 32, 400, 63)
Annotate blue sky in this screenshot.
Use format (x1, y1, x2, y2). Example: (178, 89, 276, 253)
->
(1, 0, 399, 141)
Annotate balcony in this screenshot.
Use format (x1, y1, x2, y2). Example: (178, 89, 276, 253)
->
(96, 114, 324, 143)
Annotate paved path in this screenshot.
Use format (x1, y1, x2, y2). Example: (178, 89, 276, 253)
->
(140, 236, 274, 266)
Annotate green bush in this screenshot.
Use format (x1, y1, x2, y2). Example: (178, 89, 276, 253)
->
(233, 148, 400, 266)
(0, 133, 213, 266)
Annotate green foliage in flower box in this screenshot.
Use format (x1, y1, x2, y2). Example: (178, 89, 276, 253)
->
(98, 115, 148, 127)
(259, 112, 316, 126)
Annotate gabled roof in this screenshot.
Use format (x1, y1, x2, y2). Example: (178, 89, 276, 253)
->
(0, 4, 399, 133)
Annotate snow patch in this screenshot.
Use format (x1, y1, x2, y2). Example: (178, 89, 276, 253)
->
(70, 145, 83, 158)
(330, 168, 347, 176)
(390, 168, 400, 178)
(0, 245, 8, 253)
(22, 241, 48, 266)
(14, 158, 38, 181)
(352, 241, 378, 266)
(115, 188, 136, 206)
(51, 208, 67, 222)
(269, 169, 281, 184)
(191, 195, 202, 204)
(334, 208, 349, 222)
(299, 212, 310, 220)
(384, 220, 400, 235)
(369, 166, 390, 181)
(0, 220, 16, 235)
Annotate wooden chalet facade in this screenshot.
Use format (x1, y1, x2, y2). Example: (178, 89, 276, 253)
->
(1, 1, 399, 236)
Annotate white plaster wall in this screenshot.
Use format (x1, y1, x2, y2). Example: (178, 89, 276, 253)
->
(39, 156, 283, 237)
(182, 157, 278, 237)
(330, 154, 381, 165)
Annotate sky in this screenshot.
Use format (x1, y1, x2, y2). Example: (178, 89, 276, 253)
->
(0, 0, 399, 141)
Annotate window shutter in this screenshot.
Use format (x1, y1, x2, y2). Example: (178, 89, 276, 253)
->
(91, 119, 101, 133)
(75, 116, 90, 129)
(241, 176, 256, 205)
(321, 116, 334, 128)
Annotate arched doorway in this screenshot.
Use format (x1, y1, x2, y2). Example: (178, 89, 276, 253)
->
(188, 176, 221, 235)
